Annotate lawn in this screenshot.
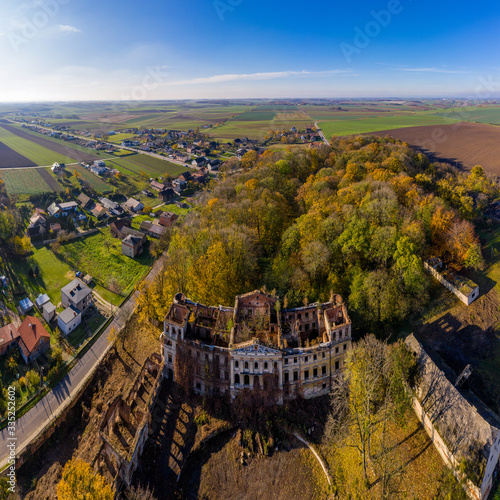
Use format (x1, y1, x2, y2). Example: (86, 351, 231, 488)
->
(0, 169, 56, 195)
(154, 202, 190, 216)
(0, 126, 77, 165)
(3, 228, 150, 310)
(57, 227, 154, 294)
(5, 246, 75, 305)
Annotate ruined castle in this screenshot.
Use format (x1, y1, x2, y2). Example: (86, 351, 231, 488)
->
(162, 290, 352, 402)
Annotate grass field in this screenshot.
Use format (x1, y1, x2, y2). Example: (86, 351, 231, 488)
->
(0, 127, 76, 165)
(58, 228, 153, 294)
(11, 125, 102, 158)
(72, 165, 112, 193)
(6, 246, 75, 305)
(432, 106, 500, 124)
(0, 168, 58, 195)
(108, 154, 186, 177)
(318, 113, 462, 138)
(106, 132, 138, 144)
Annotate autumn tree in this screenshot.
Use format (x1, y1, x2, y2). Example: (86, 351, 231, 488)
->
(325, 335, 416, 492)
(57, 459, 114, 500)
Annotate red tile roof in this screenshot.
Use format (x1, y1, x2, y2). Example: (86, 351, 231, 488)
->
(0, 323, 19, 347)
(18, 316, 50, 357)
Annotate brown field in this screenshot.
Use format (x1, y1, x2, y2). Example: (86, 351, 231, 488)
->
(368, 122, 500, 173)
(0, 140, 36, 168)
(38, 168, 63, 192)
(0, 124, 98, 163)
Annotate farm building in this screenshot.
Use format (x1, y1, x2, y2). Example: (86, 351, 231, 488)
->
(424, 257, 479, 306)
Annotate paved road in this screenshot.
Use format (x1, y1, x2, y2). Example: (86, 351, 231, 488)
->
(314, 121, 331, 146)
(0, 255, 165, 470)
(7, 120, 191, 168)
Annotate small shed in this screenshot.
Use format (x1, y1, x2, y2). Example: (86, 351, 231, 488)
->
(43, 302, 57, 323)
(19, 297, 34, 314)
(35, 293, 50, 310)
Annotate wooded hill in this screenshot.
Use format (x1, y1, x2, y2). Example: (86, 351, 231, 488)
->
(137, 136, 497, 333)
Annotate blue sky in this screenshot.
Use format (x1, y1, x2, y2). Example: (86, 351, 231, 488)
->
(0, 0, 499, 101)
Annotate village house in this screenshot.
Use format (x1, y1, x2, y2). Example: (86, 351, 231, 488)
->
(77, 193, 93, 209)
(91, 203, 107, 218)
(26, 213, 47, 241)
(191, 157, 206, 168)
(59, 201, 79, 216)
(124, 198, 144, 213)
(139, 220, 167, 239)
(50, 222, 62, 234)
(58, 306, 82, 336)
(110, 219, 132, 239)
(47, 202, 60, 217)
(35, 293, 50, 311)
(121, 233, 146, 258)
(61, 278, 92, 312)
(51, 162, 65, 173)
(19, 297, 34, 314)
(158, 187, 176, 202)
(159, 211, 178, 227)
(17, 316, 50, 363)
(90, 164, 107, 176)
(99, 197, 119, 211)
(172, 178, 187, 191)
(150, 180, 166, 192)
(0, 324, 19, 356)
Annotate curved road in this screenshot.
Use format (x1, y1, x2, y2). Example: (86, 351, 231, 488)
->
(0, 255, 165, 471)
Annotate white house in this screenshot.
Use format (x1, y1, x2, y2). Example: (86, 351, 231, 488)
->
(57, 306, 82, 336)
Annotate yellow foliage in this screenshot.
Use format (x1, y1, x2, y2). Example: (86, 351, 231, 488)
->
(57, 459, 114, 500)
(245, 178, 259, 191)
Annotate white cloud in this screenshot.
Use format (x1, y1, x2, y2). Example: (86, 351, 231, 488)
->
(396, 67, 471, 74)
(172, 69, 350, 85)
(56, 24, 81, 33)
